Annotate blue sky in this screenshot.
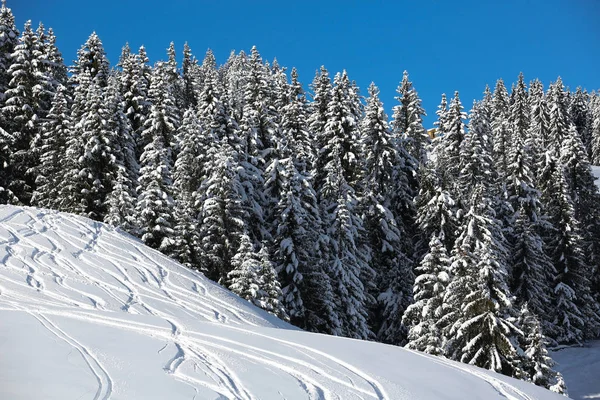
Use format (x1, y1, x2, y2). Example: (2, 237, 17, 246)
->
(13, 0, 600, 128)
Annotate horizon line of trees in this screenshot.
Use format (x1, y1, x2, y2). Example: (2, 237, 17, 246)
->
(2, 2, 600, 395)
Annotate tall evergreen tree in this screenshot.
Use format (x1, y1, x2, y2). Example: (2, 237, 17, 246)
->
(0, 0, 18, 106)
(491, 79, 511, 178)
(2, 20, 45, 204)
(392, 70, 429, 165)
(360, 83, 414, 344)
(403, 234, 450, 355)
(441, 185, 523, 378)
(31, 85, 71, 209)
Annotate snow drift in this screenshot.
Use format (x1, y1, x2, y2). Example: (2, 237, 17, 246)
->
(0, 205, 567, 399)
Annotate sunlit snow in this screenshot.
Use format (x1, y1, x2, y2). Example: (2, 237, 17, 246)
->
(0, 206, 570, 399)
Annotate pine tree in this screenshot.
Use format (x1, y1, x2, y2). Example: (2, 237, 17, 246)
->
(170, 109, 203, 269)
(528, 80, 550, 174)
(569, 87, 591, 155)
(392, 71, 429, 165)
(547, 78, 570, 157)
(539, 152, 598, 343)
(591, 94, 600, 165)
(70, 32, 110, 88)
(436, 91, 466, 192)
(509, 73, 530, 145)
(63, 79, 119, 219)
(518, 305, 567, 394)
(134, 63, 179, 252)
(360, 83, 413, 344)
(2, 20, 44, 204)
(442, 185, 523, 378)
(403, 234, 450, 355)
(118, 44, 150, 157)
(507, 158, 555, 331)
(181, 42, 198, 108)
(415, 164, 458, 253)
(32, 85, 71, 209)
(198, 140, 247, 282)
(0, 0, 18, 107)
(491, 79, 511, 179)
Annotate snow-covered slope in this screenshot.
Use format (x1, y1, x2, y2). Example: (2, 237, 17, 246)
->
(552, 342, 600, 400)
(0, 206, 566, 399)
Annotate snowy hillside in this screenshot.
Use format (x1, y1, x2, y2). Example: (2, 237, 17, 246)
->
(0, 206, 566, 399)
(552, 342, 600, 400)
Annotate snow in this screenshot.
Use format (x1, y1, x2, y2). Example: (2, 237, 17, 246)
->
(552, 342, 600, 400)
(0, 205, 566, 399)
(592, 165, 600, 192)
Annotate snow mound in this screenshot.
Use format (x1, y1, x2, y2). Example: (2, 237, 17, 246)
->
(0, 205, 565, 399)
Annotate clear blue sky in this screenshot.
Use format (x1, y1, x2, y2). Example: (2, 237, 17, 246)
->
(13, 0, 600, 128)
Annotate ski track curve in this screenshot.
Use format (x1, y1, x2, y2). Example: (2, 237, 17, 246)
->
(0, 206, 553, 400)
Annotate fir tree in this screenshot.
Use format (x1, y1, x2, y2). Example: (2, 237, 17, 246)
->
(2, 20, 44, 204)
(70, 32, 110, 88)
(0, 0, 18, 107)
(392, 70, 429, 165)
(442, 185, 523, 378)
(360, 83, 414, 344)
(491, 79, 511, 179)
(404, 234, 450, 355)
(518, 305, 567, 394)
(32, 85, 71, 209)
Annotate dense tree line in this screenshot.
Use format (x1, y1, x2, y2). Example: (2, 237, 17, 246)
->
(2, 2, 600, 394)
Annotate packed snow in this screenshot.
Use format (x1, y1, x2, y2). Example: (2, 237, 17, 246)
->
(0, 205, 568, 399)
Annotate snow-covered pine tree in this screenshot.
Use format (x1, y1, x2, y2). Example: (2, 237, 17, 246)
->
(0, 0, 18, 108)
(118, 44, 150, 158)
(591, 94, 600, 165)
(62, 78, 119, 219)
(442, 184, 523, 378)
(569, 87, 591, 156)
(518, 304, 567, 394)
(255, 244, 288, 320)
(546, 78, 570, 157)
(403, 233, 450, 355)
(491, 78, 511, 179)
(314, 70, 373, 340)
(31, 85, 71, 209)
(528, 80, 550, 175)
(359, 83, 414, 344)
(505, 113, 555, 331)
(415, 164, 458, 254)
(181, 42, 198, 109)
(165, 41, 184, 113)
(2, 20, 45, 204)
(198, 139, 247, 282)
(170, 109, 204, 270)
(436, 91, 466, 193)
(508, 73, 530, 146)
(134, 62, 179, 252)
(40, 27, 67, 89)
(539, 151, 599, 343)
(70, 32, 110, 88)
(308, 65, 333, 185)
(392, 71, 429, 165)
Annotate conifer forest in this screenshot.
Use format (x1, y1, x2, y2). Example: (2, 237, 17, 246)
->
(2, 1, 600, 393)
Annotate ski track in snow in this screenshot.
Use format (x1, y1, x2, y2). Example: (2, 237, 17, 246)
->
(0, 206, 397, 400)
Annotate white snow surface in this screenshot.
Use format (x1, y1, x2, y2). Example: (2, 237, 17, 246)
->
(552, 342, 600, 400)
(0, 205, 566, 400)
